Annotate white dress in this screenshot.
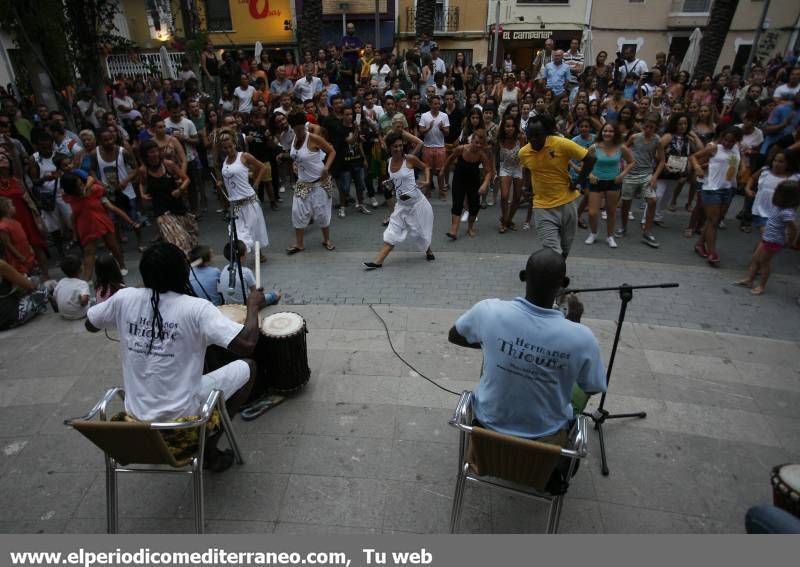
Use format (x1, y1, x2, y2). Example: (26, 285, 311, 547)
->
(289, 134, 332, 229)
(383, 158, 434, 251)
(221, 152, 269, 252)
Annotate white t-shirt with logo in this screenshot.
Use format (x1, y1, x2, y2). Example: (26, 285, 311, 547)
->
(164, 117, 199, 162)
(419, 111, 450, 148)
(87, 288, 243, 421)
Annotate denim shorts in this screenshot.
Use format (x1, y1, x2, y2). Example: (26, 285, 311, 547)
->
(701, 188, 733, 206)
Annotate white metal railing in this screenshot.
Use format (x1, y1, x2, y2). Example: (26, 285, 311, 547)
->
(105, 51, 185, 81)
(670, 0, 711, 14)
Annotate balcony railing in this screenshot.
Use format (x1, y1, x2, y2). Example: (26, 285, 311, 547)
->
(670, 0, 711, 14)
(105, 51, 184, 82)
(405, 7, 460, 33)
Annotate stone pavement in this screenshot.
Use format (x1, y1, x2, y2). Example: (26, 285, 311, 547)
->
(94, 194, 800, 340)
(0, 304, 798, 534)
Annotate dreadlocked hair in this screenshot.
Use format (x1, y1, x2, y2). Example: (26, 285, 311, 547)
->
(139, 242, 196, 354)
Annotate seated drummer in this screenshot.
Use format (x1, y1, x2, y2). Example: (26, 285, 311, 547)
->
(448, 248, 607, 444)
(85, 242, 267, 471)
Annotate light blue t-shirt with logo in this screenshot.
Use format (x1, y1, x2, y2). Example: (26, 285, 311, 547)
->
(456, 297, 607, 439)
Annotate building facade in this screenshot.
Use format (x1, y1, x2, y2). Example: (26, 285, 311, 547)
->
(397, 0, 492, 66)
(488, 0, 588, 71)
(590, 0, 800, 75)
(117, 0, 296, 49)
(295, 0, 395, 51)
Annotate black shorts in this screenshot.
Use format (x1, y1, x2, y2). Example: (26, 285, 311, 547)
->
(589, 179, 621, 193)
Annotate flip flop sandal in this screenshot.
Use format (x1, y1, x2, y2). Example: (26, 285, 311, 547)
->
(732, 280, 751, 288)
(241, 395, 285, 421)
(426, 251, 435, 261)
(286, 246, 304, 255)
(750, 287, 765, 296)
(323, 241, 336, 251)
(446, 232, 457, 240)
(363, 262, 383, 270)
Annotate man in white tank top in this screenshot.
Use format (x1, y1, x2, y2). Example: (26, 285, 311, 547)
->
(91, 128, 144, 251)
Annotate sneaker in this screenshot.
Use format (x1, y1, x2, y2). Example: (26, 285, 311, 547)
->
(718, 220, 726, 229)
(338, 208, 346, 218)
(642, 233, 660, 248)
(356, 204, 372, 215)
(120, 268, 129, 276)
(601, 210, 607, 220)
(487, 194, 495, 206)
(584, 233, 597, 245)
(606, 236, 618, 248)
(279, 186, 286, 193)
(371, 198, 379, 208)
(522, 222, 530, 231)
(460, 210, 469, 223)
(614, 227, 627, 237)
(628, 211, 635, 220)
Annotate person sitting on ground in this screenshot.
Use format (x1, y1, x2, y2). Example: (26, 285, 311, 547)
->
(85, 242, 268, 471)
(448, 248, 607, 443)
(53, 255, 90, 320)
(217, 239, 281, 307)
(0, 253, 51, 330)
(189, 245, 223, 306)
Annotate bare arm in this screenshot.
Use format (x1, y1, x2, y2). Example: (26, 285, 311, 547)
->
(441, 145, 462, 175)
(402, 131, 424, 155)
(448, 325, 480, 349)
(242, 152, 268, 188)
(650, 136, 666, 187)
(575, 151, 596, 188)
(171, 137, 188, 174)
(137, 166, 150, 200)
(165, 160, 190, 194)
(405, 154, 431, 187)
(0, 259, 34, 291)
(228, 289, 267, 356)
(616, 145, 637, 182)
(690, 144, 715, 176)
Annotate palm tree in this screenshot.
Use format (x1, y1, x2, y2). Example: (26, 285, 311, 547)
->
(415, 0, 436, 41)
(693, 0, 739, 78)
(300, 0, 322, 55)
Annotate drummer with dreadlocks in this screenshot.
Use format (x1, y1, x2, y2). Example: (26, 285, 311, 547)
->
(85, 242, 267, 471)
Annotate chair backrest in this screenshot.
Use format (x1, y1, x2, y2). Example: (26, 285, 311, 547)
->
(467, 426, 567, 491)
(71, 420, 188, 467)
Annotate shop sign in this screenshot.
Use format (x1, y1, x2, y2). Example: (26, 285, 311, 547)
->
(502, 30, 554, 41)
(240, 0, 282, 19)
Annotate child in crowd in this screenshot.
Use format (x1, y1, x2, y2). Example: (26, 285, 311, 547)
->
(93, 254, 125, 304)
(736, 180, 799, 295)
(0, 197, 35, 274)
(217, 239, 281, 306)
(54, 255, 90, 319)
(60, 172, 137, 281)
(189, 245, 223, 305)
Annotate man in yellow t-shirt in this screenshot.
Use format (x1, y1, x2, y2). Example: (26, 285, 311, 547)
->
(520, 115, 596, 257)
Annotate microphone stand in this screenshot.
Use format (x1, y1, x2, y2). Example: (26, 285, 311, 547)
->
(226, 201, 248, 303)
(563, 282, 679, 476)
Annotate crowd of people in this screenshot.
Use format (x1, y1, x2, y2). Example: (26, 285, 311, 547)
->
(0, 30, 798, 520)
(0, 32, 798, 322)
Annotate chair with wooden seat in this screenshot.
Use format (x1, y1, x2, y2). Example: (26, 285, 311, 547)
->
(448, 390, 589, 534)
(65, 387, 244, 534)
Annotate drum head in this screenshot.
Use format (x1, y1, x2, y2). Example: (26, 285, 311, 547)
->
(778, 464, 800, 489)
(261, 312, 305, 337)
(218, 304, 247, 324)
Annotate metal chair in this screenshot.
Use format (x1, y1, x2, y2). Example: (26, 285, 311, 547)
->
(65, 387, 244, 534)
(448, 391, 589, 534)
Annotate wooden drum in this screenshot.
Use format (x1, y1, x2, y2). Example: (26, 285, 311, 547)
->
(257, 311, 310, 393)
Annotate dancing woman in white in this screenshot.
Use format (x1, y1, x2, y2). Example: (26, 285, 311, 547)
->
(286, 111, 337, 254)
(217, 129, 270, 262)
(364, 132, 435, 269)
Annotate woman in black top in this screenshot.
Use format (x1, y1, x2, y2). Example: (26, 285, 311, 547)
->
(138, 140, 198, 257)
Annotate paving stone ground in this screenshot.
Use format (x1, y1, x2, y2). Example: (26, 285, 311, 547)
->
(1, 192, 798, 533)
